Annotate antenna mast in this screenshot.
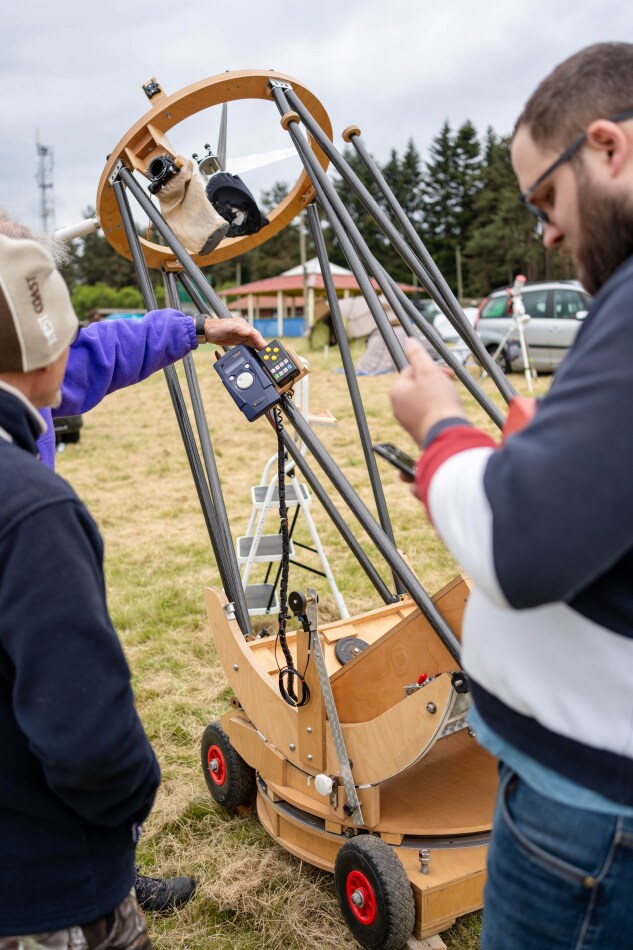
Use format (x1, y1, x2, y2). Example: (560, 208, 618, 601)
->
(35, 133, 55, 232)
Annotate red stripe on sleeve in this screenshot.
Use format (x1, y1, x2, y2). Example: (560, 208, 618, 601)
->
(416, 426, 498, 511)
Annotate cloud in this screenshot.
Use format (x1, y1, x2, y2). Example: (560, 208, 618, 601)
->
(1, 0, 632, 234)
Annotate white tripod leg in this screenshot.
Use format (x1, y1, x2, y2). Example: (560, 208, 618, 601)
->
(515, 318, 535, 394)
(478, 324, 515, 380)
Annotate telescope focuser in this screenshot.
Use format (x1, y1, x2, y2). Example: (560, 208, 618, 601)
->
(147, 154, 183, 194)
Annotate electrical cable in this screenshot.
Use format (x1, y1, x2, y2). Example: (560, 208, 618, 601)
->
(272, 405, 310, 708)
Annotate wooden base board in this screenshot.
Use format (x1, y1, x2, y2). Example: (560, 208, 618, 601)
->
(408, 936, 447, 950)
(257, 785, 487, 940)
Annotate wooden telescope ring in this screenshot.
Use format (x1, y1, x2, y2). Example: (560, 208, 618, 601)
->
(96, 69, 333, 270)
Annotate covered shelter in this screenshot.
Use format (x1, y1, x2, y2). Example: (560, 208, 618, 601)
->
(219, 257, 419, 337)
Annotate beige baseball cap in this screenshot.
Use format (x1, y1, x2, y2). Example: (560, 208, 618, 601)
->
(0, 234, 78, 373)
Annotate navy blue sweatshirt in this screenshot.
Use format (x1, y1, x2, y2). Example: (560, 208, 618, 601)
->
(417, 254, 633, 807)
(0, 386, 160, 935)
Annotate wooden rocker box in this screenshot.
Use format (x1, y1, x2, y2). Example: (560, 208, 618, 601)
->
(202, 576, 497, 943)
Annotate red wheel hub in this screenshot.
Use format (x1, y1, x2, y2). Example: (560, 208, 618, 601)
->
(346, 869, 377, 925)
(207, 744, 227, 785)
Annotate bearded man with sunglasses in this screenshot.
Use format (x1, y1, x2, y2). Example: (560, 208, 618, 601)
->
(391, 42, 633, 950)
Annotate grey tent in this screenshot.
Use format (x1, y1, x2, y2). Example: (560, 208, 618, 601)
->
(354, 325, 412, 374)
(344, 298, 436, 374)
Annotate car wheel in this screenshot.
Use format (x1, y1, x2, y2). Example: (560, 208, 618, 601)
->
(334, 835, 415, 949)
(201, 720, 256, 810)
(486, 343, 512, 373)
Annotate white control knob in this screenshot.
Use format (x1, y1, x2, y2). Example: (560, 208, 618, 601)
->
(314, 774, 334, 797)
(236, 371, 254, 390)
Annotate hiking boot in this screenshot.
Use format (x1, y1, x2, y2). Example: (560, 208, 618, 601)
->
(134, 871, 197, 913)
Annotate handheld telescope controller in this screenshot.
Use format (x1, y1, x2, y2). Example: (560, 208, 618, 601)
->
(213, 340, 302, 421)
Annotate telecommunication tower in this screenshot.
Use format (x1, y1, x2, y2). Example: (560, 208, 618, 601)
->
(35, 134, 55, 232)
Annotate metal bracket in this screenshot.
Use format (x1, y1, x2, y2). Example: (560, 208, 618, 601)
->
(223, 602, 237, 622)
(439, 716, 469, 739)
(306, 587, 364, 826)
(329, 778, 339, 810)
(143, 78, 162, 100)
(269, 79, 292, 92)
(108, 160, 125, 187)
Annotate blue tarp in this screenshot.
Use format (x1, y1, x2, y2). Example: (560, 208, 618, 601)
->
(254, 317, 305, 338)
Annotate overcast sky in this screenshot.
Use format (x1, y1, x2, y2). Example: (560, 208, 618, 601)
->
(2, 0, 632, 235)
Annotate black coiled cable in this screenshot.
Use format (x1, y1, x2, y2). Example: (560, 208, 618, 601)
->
(273, 406, 310, 708)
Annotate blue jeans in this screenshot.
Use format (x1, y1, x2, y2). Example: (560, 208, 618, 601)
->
(481, 765, 633, 950)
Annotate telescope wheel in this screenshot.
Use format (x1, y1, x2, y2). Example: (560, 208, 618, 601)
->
(334, 835, 415, 949)
(334, 636, 369, 665)
(201, 720, 256, 811)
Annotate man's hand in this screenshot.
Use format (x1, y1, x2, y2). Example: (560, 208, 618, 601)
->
(202, 316, 266, 351)
(391, 338, 466, 446)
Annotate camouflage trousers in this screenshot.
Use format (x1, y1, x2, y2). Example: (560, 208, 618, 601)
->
(0, 890, 152, 950)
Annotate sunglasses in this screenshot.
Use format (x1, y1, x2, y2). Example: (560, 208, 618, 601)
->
(519, 107, 633, 224)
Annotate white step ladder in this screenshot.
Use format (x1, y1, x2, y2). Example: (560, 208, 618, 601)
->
(238, 360, 348, 619)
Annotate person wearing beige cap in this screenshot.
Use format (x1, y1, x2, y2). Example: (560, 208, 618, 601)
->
(0, 207, 266, 473)
(0, 235, 161, 947)
(0, 234, 79, 379)
(0, 207, 266, 916)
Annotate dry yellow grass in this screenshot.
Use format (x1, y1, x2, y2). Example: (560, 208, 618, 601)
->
(55, 338, 549, 949)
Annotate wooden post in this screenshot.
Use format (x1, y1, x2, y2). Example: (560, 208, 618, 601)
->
(277, 290, 284, 337)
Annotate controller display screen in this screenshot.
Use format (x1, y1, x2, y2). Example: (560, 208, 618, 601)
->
(226, 355, 245, 373)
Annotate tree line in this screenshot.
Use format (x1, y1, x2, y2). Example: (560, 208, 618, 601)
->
(63, 120, 576, 313)
(323, 123, 574, 297)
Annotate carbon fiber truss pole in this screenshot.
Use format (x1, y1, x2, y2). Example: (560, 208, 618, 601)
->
(283, 86, 517, 408)
(280, 427, 397, 606)
(112, 178, 252, 637)
(118, 167, 235, 321)
(270, 83, 505, 428)
(112, 169, 398, 610)
(108, 154, 461, 661)
(163, 271, 252, 635)
(307, 203, 405, 596)
(282, 398, 461, 663)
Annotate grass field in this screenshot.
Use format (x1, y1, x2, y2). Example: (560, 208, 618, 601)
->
(56, 338, 549, 949)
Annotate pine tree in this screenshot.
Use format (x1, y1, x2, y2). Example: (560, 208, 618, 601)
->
(420, 121, 483, 295)
(325, 146, 392, 272)
(464, 130, 575, 296)
(381, 139, 425, 282)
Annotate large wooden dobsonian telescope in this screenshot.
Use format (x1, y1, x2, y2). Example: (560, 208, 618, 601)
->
(93, 69, 519, 949)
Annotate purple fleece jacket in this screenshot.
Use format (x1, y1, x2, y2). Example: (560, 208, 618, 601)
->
(38, 309, 198, 469)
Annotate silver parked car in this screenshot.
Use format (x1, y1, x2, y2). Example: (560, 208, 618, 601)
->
(475, 280, 593, 372)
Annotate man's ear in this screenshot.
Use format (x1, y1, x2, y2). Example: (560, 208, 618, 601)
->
(586, 119, 630, 176)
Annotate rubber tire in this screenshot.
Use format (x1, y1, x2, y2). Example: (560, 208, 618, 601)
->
(334, 835, 415, 949)
(486, 342, 511, 374)
(200, 720, 256, 811)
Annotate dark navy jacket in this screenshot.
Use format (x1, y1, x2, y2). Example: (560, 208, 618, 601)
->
(417, 255, 633, 806)
(0, 387, 160, 935)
